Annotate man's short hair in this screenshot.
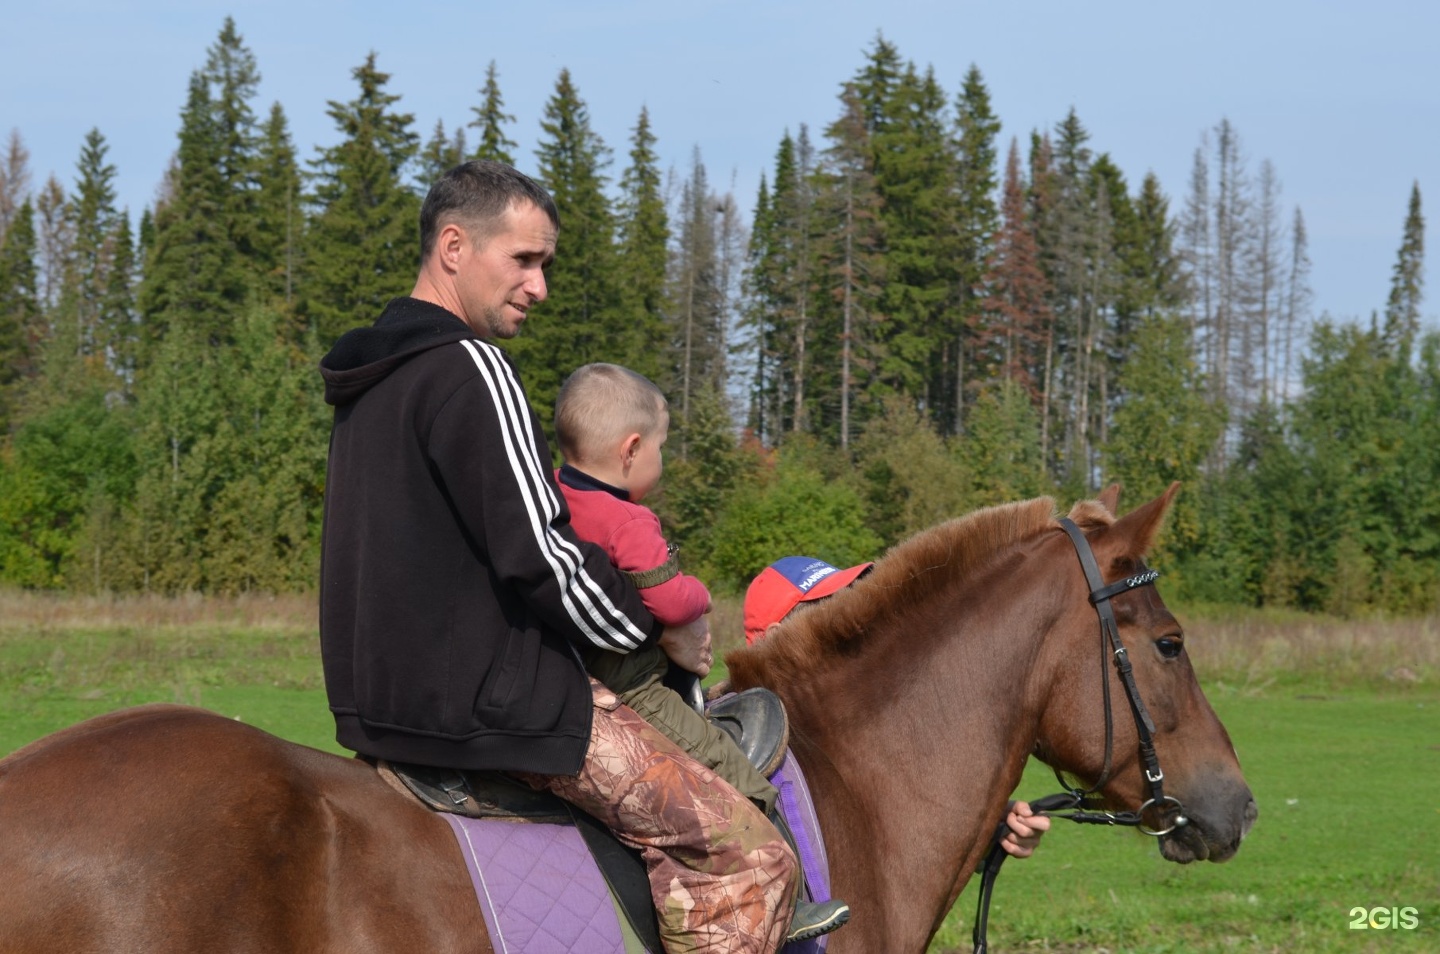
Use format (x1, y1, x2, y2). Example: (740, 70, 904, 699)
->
(555, 364, 668, 462)
(419, 161, 560, 263)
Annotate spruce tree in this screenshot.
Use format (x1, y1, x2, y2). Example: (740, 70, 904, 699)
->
(302, 52, 420, 345)
(0, 129, 31, 243)
(35, 175, 72, 312)
(651, 381, 750, 565)
(950, 64, 1001, 432)
(252, 102, 303, 314)
(1090, 152, 1147, 439)
(853, 47, 960, 424)
(99, 214, 138, 394)
(59, 128, 121, 362)
(1279, 207, 1312, 401)
(816, 83, 885, 448)
(670, 150, 724, 419)
(759, 129, 817, 436)
(977, 140, 1049, 399)
(202, 17, 261, 197)
(136, 207, 156, 265)
(1129, 172, 1187, 321)
(741, 173, 781, 442)
(0, 198, 40, 431)
(418, 120, 467, 186)
(201, 15, 266, 275)
(135, 17, 266, 345)
(470, 61, 518, 165)
(852, 33, 903, 132)
(1383, 182, 1424, 360)
(138, 71, 245, 348)
(513, 68, 622, 431)
(615, 106, 670, 387)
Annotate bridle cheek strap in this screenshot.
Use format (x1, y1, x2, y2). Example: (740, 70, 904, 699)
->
(1057, 518, 1165, 804)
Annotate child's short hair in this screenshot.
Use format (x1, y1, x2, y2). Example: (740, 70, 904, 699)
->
(555, 364, 668, 461)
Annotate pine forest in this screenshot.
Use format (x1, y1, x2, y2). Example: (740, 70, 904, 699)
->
(0, 22, 1434, 615)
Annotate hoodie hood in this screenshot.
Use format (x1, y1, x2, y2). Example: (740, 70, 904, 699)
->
(320, 297, 476, 406)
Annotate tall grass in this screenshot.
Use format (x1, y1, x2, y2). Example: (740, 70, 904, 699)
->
(3, 589, 1435, 691)
(1175, 604, 1438, 689)
(0, 589, 317, 632)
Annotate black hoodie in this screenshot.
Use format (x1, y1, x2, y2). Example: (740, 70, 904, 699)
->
(319, 297, 662, 775)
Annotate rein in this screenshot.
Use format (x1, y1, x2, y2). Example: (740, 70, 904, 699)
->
(970, 518, 1189, 954)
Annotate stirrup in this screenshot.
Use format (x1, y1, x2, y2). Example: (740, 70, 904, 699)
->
(707, 687, 789, 777)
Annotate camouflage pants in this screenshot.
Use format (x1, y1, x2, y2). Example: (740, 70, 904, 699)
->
(518, 677, 796, 954)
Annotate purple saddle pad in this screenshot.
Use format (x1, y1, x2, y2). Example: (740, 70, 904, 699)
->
(440, 752, 833, 954)
(442, 813, 625, 954)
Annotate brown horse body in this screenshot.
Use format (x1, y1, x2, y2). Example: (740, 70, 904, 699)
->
(0, 488, 1254, 953)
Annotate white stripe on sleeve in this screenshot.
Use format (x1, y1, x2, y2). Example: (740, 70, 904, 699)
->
(459, 340, 649, 650)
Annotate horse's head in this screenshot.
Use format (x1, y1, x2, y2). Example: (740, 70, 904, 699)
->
(1033, 483, 1257, 864)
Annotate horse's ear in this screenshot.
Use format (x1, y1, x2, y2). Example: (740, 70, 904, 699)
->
(1096, 483, 1122, 515)
(1101, 481, 1181, 563)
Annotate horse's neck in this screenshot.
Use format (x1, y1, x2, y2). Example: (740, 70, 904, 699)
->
(784, 592, 1054, 952)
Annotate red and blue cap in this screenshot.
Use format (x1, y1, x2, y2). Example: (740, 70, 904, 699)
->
(743, 556, 874, 645)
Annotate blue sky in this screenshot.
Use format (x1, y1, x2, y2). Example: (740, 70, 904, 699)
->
(3, 0, 1434, 324)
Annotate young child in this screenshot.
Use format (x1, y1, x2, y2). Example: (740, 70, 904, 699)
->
(554, 363, 850, 942)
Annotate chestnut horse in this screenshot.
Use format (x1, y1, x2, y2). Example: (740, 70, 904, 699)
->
(0, 486, 1254, 953)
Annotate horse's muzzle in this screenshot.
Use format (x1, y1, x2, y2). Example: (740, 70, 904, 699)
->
(1158, 774, 1257, 864)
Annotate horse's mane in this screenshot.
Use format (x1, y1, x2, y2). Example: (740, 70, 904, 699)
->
(728, 495, 1109, 688)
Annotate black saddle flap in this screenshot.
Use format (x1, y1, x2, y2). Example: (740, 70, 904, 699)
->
(381, 761, 568, 821)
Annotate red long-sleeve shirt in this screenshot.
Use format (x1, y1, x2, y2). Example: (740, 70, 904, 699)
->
(557, 465, 711, 627)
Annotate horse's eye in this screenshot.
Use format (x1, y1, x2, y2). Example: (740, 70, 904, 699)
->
(1156, 637, 1184, 659)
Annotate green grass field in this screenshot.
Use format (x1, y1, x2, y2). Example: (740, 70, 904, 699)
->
(2, 592, 1436, 952)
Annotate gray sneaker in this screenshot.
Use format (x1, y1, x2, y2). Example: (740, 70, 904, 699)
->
(787, 898, 851, 942)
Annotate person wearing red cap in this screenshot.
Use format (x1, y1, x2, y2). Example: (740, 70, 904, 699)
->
(743, 556, 875, 645)
(743, 556, 1051, 859)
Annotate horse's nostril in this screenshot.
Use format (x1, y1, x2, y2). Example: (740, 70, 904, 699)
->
(1241, 799, 1258, 838)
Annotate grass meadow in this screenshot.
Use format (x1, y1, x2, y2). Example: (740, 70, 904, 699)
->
(1, 590, 1436, 953)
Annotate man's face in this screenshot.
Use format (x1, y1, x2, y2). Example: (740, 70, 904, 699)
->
(453, 201, 557, 339)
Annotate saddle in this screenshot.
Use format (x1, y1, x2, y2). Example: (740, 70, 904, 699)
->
(377, 688, 790, 954)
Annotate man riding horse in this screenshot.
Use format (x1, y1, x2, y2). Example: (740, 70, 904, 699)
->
(318, 161, 808, 952)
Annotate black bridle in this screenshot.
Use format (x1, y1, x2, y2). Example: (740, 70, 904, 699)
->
(971, 518, 1190, 954)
